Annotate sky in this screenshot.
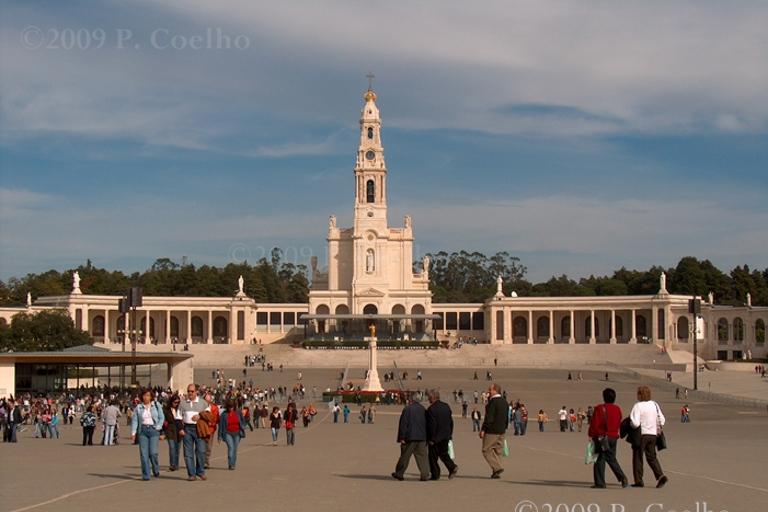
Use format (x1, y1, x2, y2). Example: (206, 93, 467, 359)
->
(1, 1, 767, 285)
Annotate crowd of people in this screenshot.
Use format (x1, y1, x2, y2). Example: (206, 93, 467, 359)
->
(2, 371, 672, 491)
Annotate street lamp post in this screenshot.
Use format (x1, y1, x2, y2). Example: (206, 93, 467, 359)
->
(119, 288, 143, 387)
(689, 298, 701, 391)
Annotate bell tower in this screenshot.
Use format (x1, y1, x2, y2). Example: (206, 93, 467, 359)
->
(354, 74, 388, 233)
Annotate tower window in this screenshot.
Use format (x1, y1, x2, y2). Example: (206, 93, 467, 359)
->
(366, 180, 375, 203)
(367, 127, 373, 139)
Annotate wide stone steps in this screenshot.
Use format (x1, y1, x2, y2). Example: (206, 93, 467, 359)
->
(111, 342, 672, 369)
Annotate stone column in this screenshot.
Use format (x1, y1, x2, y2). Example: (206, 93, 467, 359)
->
(630, 309, 637, 343)
(186, 311, 192, 345)
(589, 310, 596, 344)
(569, 310, 575, 344)
(165, 310, 171, 344)
(527, 310, 533, 344)
(207, 310, 213, 344)
(610, 309, 617, 343)
(363, 336, 384, 392)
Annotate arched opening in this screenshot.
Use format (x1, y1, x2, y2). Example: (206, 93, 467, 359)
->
(363, 304, 378, 315)
(191, 316, 204, 342)
(677, 317, 689, 341)
(757, 319, 765, 344)
(412, 304, 425, 334)
(316, 305, 330, 335)
(717, 318, 728, 342)
(513, 316, 527, 343)
(733, 317, 744, 342)
(366, 179, 375, 203)
(561, 316, 571, 342)
(392, 305, 405, 334)
(92, 315, 105, 336)
(213, 316, 228, 343)
(367, 127, 373, 139)
(636, 315, 647, 338)
(170, 317, 180, 339)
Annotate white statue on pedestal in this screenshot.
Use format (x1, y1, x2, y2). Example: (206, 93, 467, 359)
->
(404, 215, 411, 228)
(708, 292, 714, 304)
(238, 275, 244, 295)
(72, 271, 81, 293)
(747, 293, 752, 307)
(329, 215, 336, 229)
(659, 272, 667, 292)
(26, 292, 32, 308)
(494, 275, 505, 298)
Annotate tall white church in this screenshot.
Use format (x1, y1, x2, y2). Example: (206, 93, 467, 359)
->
(306, 85, 435, 340)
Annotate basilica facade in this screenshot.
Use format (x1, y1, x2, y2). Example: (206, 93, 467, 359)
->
(1, 87, 765, 361)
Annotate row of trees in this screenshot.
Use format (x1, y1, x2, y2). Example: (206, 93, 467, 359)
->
(0, 249, 310, 307)
(422, 253, 766, 306)
(0, 253, 765, 308)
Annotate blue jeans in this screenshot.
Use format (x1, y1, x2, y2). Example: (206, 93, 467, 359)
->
(138, 425, 160, 480)
(48, 424, 59, 438)
(271, 427, 279, 442)
(167, 437, 180, 468)
(182, 427, 207, 478)
(104, 424, 116, 445)
(223, 432, 241, 468)
(286, 428, 295, 445)
(472, 419, 481, 432)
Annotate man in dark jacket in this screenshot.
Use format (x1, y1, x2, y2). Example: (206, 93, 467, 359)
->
(426, 389, 458, 480)
(392, 395, 429, 481)
(479, 383, 508, 478)
(588, 388, 629, 489)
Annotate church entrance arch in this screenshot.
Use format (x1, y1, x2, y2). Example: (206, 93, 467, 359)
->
(316, 305, 330, 334)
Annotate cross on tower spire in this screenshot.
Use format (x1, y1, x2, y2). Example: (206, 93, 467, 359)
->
(366, 72, 374, 90)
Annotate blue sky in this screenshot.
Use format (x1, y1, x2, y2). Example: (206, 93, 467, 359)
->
(1, 1, 767, 284)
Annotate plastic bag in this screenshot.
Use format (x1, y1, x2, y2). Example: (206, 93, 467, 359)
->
(502, 439, 509, 457)
(585, 440, 598, 464)
(448, 439, 455, 459)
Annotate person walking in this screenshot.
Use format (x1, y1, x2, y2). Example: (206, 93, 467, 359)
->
(391, 395, 430, 481)
(102, 400, 122, 446)
(426, 390, 458, 480)
(80, 405, 97, 446)
(479, 383, 507, 479)
(202, 392, 219, 470)
(681, 405, 690, 423)
(163, 394, 182, 471)
(629, 386, 668, 488)
(269, 406, 282, 446)
(218, 399, 246, 470)
(179, 383, 209, 481)
(284, 402, 298, 446)
(471, 407, 482, 432)
(130, 388, 165, 481)
(537, 409, 549, 431)
(588, 388, 628, 489)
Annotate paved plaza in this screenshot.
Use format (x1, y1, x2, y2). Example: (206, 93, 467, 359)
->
(2, 366, 767, 512)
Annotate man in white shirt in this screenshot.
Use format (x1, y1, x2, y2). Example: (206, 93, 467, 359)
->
(629, 386, 667, 488)
(178, 383, 209, 481)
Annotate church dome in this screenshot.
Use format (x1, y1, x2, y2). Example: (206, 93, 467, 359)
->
(364, 88, 377, 102)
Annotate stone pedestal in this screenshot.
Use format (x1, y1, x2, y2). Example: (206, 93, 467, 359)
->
(363, 337, 384, 392)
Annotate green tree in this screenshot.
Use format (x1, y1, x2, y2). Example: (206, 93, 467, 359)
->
(0, 309, 92, 352)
